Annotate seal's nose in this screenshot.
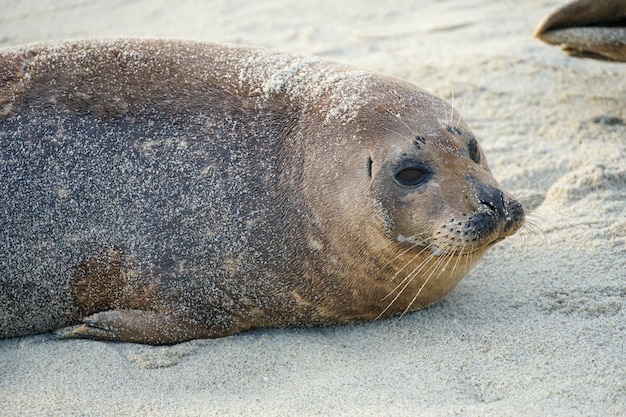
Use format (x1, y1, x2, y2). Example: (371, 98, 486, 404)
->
(471, 177, 525, 235)
(503, 198, 525, 234)
(474, 180, 506, 217)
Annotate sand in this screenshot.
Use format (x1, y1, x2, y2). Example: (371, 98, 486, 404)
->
(0, 0, 624, 416)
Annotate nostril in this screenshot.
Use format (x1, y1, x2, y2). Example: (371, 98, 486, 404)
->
(470, 177, 507, 216)
(479, 189, 507, 216)
(480, 200, 497, 213)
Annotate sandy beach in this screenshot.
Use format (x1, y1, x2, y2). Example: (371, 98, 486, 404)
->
(0, 0, 625, 415)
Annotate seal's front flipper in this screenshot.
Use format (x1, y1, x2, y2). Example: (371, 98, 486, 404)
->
(56, 309, 208, 345)
(533, 0, 626, 62)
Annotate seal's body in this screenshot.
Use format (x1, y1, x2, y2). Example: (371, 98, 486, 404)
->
(0, 40, 524, 344)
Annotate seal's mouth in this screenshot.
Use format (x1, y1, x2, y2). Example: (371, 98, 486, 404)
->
(428, 243, 490, 258)
(488, 236, 505, 246)
(397, 198, 524, 258)
(395, 239, 490, 258)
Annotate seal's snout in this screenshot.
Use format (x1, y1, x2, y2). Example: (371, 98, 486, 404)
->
(473, 179, 525, 238)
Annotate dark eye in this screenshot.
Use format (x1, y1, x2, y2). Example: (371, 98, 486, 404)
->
(395, 167, 430, 187)
(468, 139, 480, 164)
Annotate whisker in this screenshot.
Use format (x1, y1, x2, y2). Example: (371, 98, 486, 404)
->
(448, 79, 455, 127)
(381, 243, 451, 321)
(376, 245, 440, 319)
(515, 190, 547, 214)
(381, 125, 412, 141)
(517, 171, 556, 192)
(405, 241, 477, 318)
(455, 95, 467, 129)
(518, 217, 547, 245)
(395, 114, 417, 138)
(382, 244, 433, 301)
(387, 236, 429, 263)
(450, 241, 468, 275)
(381, 240, 428, 280)
(399, 248, 453, 317)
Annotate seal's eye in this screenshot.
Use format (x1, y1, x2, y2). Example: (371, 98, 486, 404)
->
(395, 167, 430, 187)
(469, 139, 480, 164)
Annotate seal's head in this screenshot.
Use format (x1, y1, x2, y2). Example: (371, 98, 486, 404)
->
(300, 75, 525, 318)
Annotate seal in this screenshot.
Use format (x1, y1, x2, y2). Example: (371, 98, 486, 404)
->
(0, 39, 524, 344)
(534, 0, 626, 62)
